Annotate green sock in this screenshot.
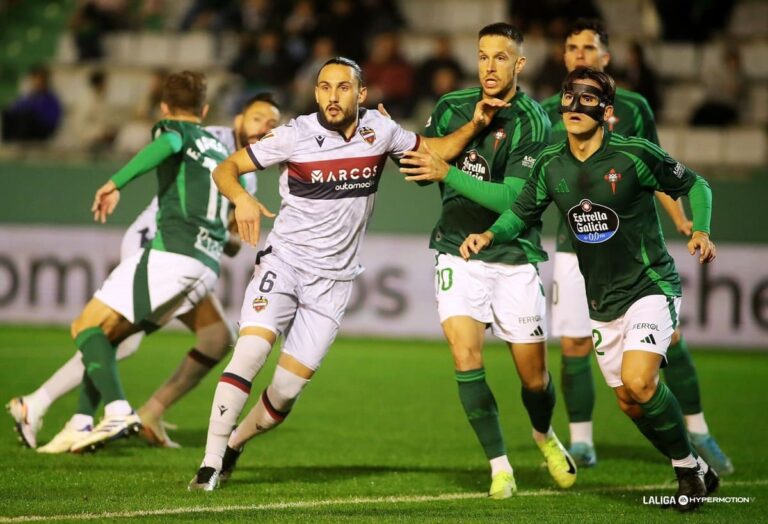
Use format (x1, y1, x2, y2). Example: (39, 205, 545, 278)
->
(663, 335, 702, 415)
(630, 414, 668, 457)
(75, 372, 101, 416)
(521, 372, 556, 434)
(639, 382, 694, 460)
(76, 327, 125, 405)
(456, 368, 506, 460)
(561, 355, 595, 423)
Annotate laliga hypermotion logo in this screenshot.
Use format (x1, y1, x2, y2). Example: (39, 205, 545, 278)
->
(359, 127, 376, 145)
(604, 168, 622, 195)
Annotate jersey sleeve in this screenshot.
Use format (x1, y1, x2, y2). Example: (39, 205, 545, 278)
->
(423, 96, 451, 139)
(245, 121, 297, 169)
(646, 152, 699, 199)
(490, 159, 553, 242)
(110, 131, 182, 189)
(379, 111, 420, 158)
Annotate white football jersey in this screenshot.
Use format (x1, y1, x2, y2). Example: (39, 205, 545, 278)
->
(246, 108, 419, 280)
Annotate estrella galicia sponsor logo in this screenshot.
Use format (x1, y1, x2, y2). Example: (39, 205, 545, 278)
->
(567, 199, 619, 244)
(457, 150, 490, 181)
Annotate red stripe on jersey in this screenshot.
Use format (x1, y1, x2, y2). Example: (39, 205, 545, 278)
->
(287, 154, 388, 184)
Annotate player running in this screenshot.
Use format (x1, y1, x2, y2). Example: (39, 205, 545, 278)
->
(188, 56, 506, 491)
(399, 23, 575, 498)
(7, 93, 281, 452)
(460, 68, 719, 512)
(539, 18, 731, 473)
(11, 71, 236, 454)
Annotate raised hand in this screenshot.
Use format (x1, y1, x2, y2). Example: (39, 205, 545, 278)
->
(399, 141, 450, 182)
(91, 180, 120, 224)
(687, 231, 716, 264)
(459, 231, 494, 260)
(472, 97, 510, 128)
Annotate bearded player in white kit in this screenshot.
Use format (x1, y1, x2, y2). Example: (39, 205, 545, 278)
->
(189, 57, 507, 490)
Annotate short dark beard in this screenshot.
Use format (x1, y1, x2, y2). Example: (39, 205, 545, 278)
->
(317, 106, 357, 134)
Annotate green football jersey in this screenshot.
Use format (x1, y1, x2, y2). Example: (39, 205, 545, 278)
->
(150, 119, 230, 274)
(541, 87, 659, 252)
(507, 132, 707, 321)
(424, 87, 550, 264)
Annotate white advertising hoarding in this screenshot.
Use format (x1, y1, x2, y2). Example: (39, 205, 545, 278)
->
(0, 226, 766, 349)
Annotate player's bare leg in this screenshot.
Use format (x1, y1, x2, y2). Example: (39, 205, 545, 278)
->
(442, 316, 516, 499)
(189, 326, 275, 491)
(560, 335, 597, 466)
(615, 350, 715, 512)
(138, 294, 234, 447)
(219, 353, 313, 482)
(509, 341, 576, 488)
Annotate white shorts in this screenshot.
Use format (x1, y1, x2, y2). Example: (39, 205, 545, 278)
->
(551, 252, 592, 338)
(120, 198, 158, 260)
(95, 248, 217, 325)
(239, 250, 354, 371)
(435, 252, 547, 343)
(590, 294, 682, 388)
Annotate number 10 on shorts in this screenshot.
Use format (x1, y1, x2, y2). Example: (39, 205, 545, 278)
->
(437, 268, 453, 291)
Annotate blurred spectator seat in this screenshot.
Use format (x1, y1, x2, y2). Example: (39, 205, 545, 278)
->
(648, 43, 699, 79)
(399, 0, 505, 32)
(175, 32, 216, 68)
(741, 43, 768, 80)
(729, 0, 768, 38)
(660, 83, 706, 124)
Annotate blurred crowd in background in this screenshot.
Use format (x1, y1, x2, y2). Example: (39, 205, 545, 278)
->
(0, 0, 765, 159)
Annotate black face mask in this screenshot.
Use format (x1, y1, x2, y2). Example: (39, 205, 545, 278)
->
(558, 83, 610, 123)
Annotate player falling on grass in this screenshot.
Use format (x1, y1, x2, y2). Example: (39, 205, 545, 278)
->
(460, 68, 720, 512)
(188, 56, 507, 491)
(14, 71, 237, 454)
(399, 23, 576, 498)
(7, 93, 281, 452)
(538, 18, 732, 473)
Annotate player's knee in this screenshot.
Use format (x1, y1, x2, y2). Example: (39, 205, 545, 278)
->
(451, 349, 483, 371)
(267, 365, 310, 414)
(621, 374, 656, 403)
(520, 370, 548, 391)
(561, 336, 593, 357)
(223, 335, 273, 381)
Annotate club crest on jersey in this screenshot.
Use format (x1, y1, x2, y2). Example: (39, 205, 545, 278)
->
(359, 127, 376, 145)
(457, 149, 490, 181)
(604, 168, 622, 195)
(567, 199, 620, 244)
(493, 128, 506, 151)
(252, 296, 268, 312)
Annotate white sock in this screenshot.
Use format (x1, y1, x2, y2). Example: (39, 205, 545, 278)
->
(490, 455, 513, 476)
(26, 389, 52, 414)
(203, 335, 272, 471)
(104, 399, 132, 417)
(70, 413, 94, 429)
(696, 455, 710, 474)
(685, 413, 710, 435)
(32, 353, 85, 413)
(569, 421, 593, 445)
(671, 454, 698, 469)
(532, 426, 554, 444)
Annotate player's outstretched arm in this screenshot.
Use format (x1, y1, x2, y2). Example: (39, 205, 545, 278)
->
(686, 176, 716, 263)
(213, 148, 275, 247)
(655, 191, 692, 236)
(420, 98, 509, 161)
(93, 131, 182, 223)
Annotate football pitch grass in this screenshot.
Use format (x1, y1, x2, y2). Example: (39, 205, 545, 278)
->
(1, 326, 766, 522)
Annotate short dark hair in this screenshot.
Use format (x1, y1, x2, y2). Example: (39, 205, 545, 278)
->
(563, 67, 616, 105)
(162, 70, 207, 115)
(568, 18, 609, 48)
(240, 92, 280, 113)
(317, 57, 365, 87)
(478, 22, 524, 47)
